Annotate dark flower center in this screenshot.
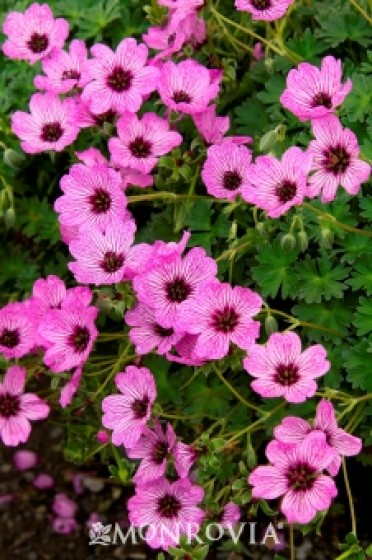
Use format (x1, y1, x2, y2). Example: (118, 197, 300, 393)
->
(154, 324, 174, 338)
(157, 494, 182, 519)
(0, 328, 20, 348)
(275, 181, 297, 203)
(250, 0, 271, 9)
(88, 188, 112, 214)
(61, 69, 81, 81)
(211, 306, 240, 333)
(106, 67, 133, 93)
(68, 326, 91, 353)
(286, 462, 316, 491)
(27, 33, 49, 54)
(101, 251, 124, 273)
(131, 396, 150, 419)
(40, 122, 63, 143)
(322, 145, 350, 175)
(168, 33, 176, 47)
(172, 90, 192, 103)
(274, 363, 300, 386)
(151, 441, 169, 464)
(165, 277, 192, 303)
(311, 92, 332, 109)
(0, 393, 20, 418)
(129, 136, 152, 158)
(94, 110, 117, 126)
(223, 170, 242, 191)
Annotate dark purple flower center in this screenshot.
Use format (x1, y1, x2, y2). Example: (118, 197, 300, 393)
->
(0, 328, 20, 348)
(274, 363, 300, 386)
(211, 306, 240, 333)
(172, 90, 192, 103)
(223, 171, 242, 191)
(131, 396, 150, 419)
(286, 462, 317, 491)
(106, 67, 133, 93)
(0, 393, 20, 418)
(154, 324, 174, 338)
(88, 188, 112, 214)
(275, 181, 297, 203)
(168, 33, 176, 47)
(311, 92, 332, 109)
(151, 441, 169, 464)
(27, 33, 49, 54)
(129, 136, 152, 158)
(250, 0, 271, 9)
(61, 69, 81, 81)
(165, 277, 192, 303)
(68, 326, 91, 353)
(100, 251, 124, 273)
(40, 122, 63, 143)
(322, 145, 350, 175)
(94, 110, 117, 126)
(157, 494, 182, 519)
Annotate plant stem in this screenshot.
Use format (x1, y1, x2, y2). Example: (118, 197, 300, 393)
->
(127, 192, 225, 204)
(222, 402, 286, 447)
(303, 202, 372, 238)
(342, 458, 357, 537)
(348, 0, 372, 24)
(90, 343, 132, 401)
(289, 524, 295, 560)
(213, 363, 262, 412)
(261, 307, 344, 336)
(216, 240, 252, 262)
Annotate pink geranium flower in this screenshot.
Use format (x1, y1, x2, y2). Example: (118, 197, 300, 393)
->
(0, 302, 35, 359)
(81, 38, 159, 115)
(173, 441, 199, 477)
(235, 0, 294, 21)
(74, 97, 119, 129)
(133, 247, 217, 328)
(192, 105, 229, 145)
(102, 366, 157, 449)
(242, 147, 313, 218)
(109, 112, 182, 174)
(55, 163, 127, 231)
(243, 332, 330, 403)
(11, 93, 79, 153)
(202, 143, 252, 201)
(274, 399, 363, 476)
(280, 56, 352, 122)
(68, 219, 137, 285)
(177, 281, 262, 360)
(220, 502, 241, 528)
(128, 477, 204, 550)
(34, 40, 89, 94)
(307, 115, 370, 203)
(2, 3, 69, 64)
(158, 60, 221, 114)
(0, 366, 49, 446)
(125, 303, 183, 355)
(38, 302, 98, 372)
(249, 432, 337, 524)
(166, 334, 206, 367)
(126, 420, 177, 484)
(59, 366, 83, 408)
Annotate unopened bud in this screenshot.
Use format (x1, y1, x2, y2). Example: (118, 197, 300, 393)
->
(255, 221, 266, 236)
(4, 207, 15, 228)
(3, 149, 25, 169)
(281, 233, 296, 251)
(265, 314, 278, 336)
(297, 230, 308, 252)
(259, 130, 277, 152)
(320, 228, 334, 248)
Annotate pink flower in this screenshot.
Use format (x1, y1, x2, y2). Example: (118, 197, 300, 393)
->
(126, 420, 176, 484)
(55, 163, 127, 231)
(192, 105, 229, 145)
(249, 431, 337, 524)
(38, 303, 98, 372)
(2, 3, 69, 64)
(274, 399, 363, 476)
(74, 98, 119, 129)
(102, 366, 157, 449)
(133, 247, 217, 329)
(177, 281, 262, 360)
(11, 93, 79, 153)
(220, 502, 241, 528)
(173, 441, 199, 477)
(96, 430, 109, 444)
(280, 56, 352, 122)
(235, 0, 294, 21)
(307, 115, 370, 203)
(128, 477, 204, 550)
(125, 303, 183, 355)
(81, 38, 159, 114)
(253, 42, 264, 61)
(158, 60, 221, 114)
(242, 147, 313, 218)
(243, 332, 330, 403)
(68, 219, 137, 285)
(166, 334, 206, 367)
(59, 366, 83, 408)
(202, 143, 252, 201)
(52, 493, 78, 518)
(109, 112, 182, 174)
(0, 302, 35, 359)
(13, 450, 38, 470)
(52, 516, 78, 534)
(121, 168, 154, 189)
(75, 147, 108, 167)
(33, 473, 54, 489)
(0, 366, 49, 446)
(34, 40, 89, 93)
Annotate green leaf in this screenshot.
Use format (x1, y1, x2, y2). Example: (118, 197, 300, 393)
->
(294, 256, 350, 303)
(234, 97, 270, 137)
(315, 12, 371, 47)
(343, 74, 372, 122)
(286, 28, 327, 61)
(292, 302, 353, 342)
(184, 377, 233, 416)
(251, 240, 299, 299)
(345, 339, 372, 391)
(347, 257, 372, 294)
(337, 234, 372, 263)
(353, 297, 372, 336)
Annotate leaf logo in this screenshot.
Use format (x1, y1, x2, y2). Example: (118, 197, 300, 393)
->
(88, 522, 112, 546)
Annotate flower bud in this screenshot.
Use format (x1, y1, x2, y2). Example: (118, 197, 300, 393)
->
(4, 207, 15, 229)
(265, 315, 278, 336)
(297, 230, 308, 252)
(280, 233, 296, 251)
(3, 149, 25, 169)
(320, 228, 334, 248)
